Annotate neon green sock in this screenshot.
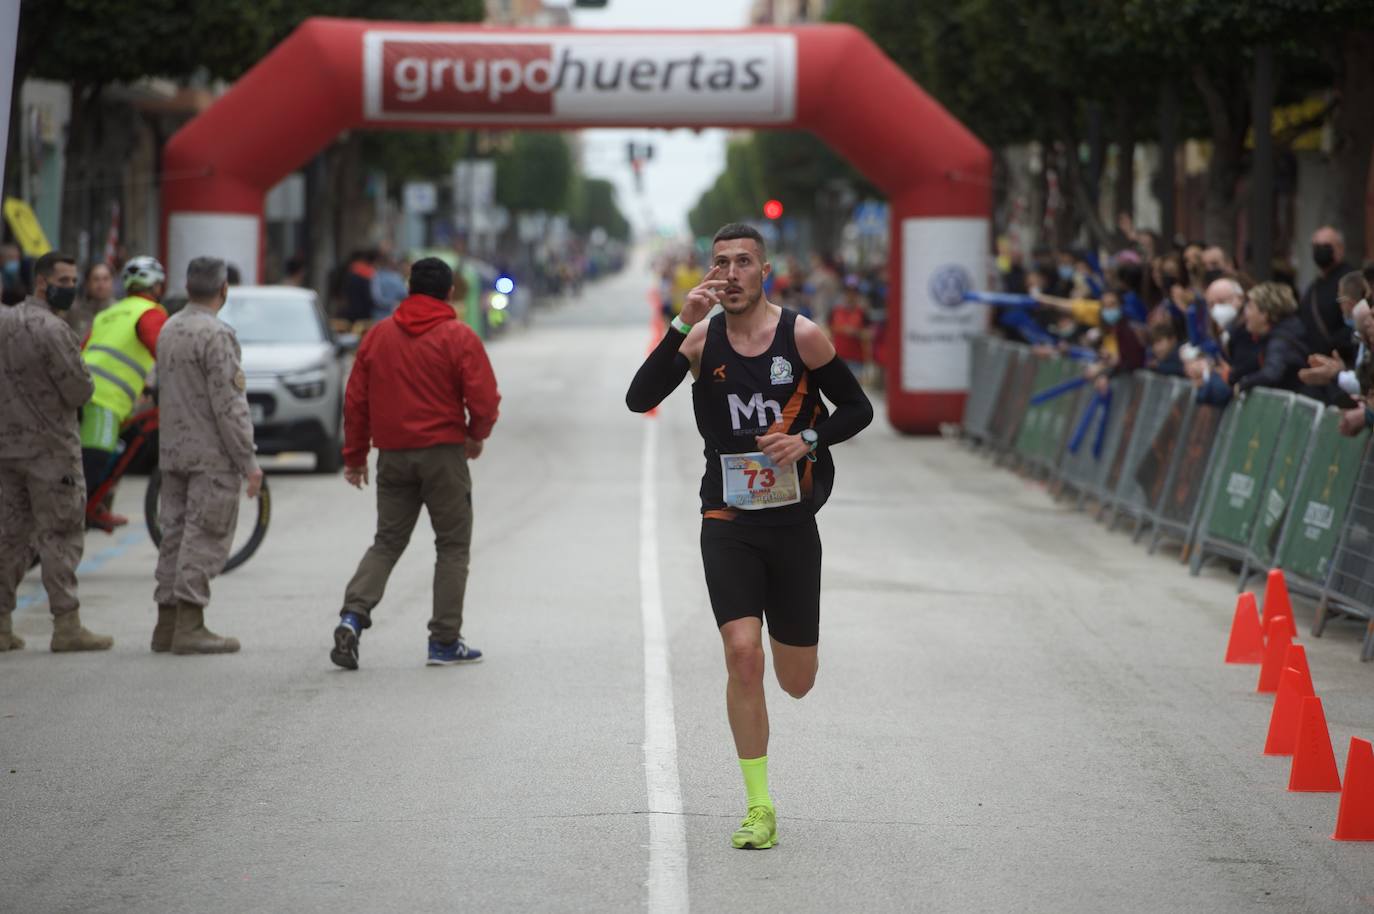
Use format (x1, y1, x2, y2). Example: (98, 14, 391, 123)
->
(739, 755, 773, 811)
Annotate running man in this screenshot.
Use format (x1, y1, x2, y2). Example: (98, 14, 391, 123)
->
(626, 223, 874, 849)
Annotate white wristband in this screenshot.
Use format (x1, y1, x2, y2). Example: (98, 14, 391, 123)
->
(670, 315, 692, 335)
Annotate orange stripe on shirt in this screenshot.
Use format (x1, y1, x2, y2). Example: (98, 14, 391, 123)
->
(771, 372, 810, 434)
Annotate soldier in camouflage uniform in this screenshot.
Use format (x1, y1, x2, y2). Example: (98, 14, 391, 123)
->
(152, 256, 262, 654)
(0, 251, 114, 652)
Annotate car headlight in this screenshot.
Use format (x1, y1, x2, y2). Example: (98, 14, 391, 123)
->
(282, 367, 327, 399)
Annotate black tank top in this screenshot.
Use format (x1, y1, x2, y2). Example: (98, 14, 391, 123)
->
(691, 308, 833, 525)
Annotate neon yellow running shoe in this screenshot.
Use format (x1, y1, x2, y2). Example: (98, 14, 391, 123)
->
(731, 805, 778, 849)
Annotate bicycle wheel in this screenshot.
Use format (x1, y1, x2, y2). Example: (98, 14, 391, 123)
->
(145, 469, 271, 574)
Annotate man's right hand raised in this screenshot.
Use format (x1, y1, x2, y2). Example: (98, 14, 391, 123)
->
(680, 265, 727, 325)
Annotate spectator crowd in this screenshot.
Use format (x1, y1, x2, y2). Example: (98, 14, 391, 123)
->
(991, 222, 1374, 438)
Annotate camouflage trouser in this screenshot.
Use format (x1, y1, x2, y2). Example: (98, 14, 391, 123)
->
(153, 470, 240, 608)
(0, 457, 85, 616)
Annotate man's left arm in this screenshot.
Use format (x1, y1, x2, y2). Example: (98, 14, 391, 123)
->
(205, 330, 260, 480)
(757, 316, 873, 464)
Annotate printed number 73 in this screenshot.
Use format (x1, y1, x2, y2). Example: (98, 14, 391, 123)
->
(743, 468, 776, 490)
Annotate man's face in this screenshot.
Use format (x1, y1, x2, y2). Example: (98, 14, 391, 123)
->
(1202, 247, 1228, 272)
(1204, 281, 1242, 311)
(712, 239, 770, 315)
(1313, 227, 1345, 263)
(1354, 301, 1373, 344)
(37, 262, 77, 297)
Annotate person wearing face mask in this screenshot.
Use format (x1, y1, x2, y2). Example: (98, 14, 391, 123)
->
(1031, 287, 1146, 369)
(1200, 245, 1233, 287)
(0, 251, 114, 653)
(1204, 277, 1260, 378)
(1300, 225, 1356, 358)
(1338, 300, 1374, 436)
(150, 257, 262, 655)
(78, 255, 169, 527)
(1299, 272, 1370, 406)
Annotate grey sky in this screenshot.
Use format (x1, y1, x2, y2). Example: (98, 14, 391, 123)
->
(567, 0, 755, 237)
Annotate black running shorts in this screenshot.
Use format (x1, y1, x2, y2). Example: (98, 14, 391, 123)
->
(699, 517, 822, 647)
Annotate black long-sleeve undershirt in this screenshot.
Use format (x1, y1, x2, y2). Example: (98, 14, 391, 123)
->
(626, 330, 874, 450)
(626, 328, 691, 413)
(811, 356, 874, 447)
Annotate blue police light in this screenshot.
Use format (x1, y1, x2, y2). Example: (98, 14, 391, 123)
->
(495, 275, 515, 295)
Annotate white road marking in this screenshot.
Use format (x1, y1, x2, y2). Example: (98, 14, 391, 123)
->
(640, 417, 689, 913)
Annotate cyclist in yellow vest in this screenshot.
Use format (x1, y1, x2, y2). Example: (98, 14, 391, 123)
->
(80, 256, 169, 527)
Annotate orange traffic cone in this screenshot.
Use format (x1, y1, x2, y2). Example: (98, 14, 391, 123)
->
(1333, 737, 1374, 840)
(1262, 570, 1299, 639)
(1263, 654, 1314, 756)
(1256, 616, 1292, 694)
(1289, 696, 1341, 792)
(1224, 592, 1265, 664)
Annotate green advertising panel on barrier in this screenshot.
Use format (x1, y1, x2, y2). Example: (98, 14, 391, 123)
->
(1134, 385, 1189, 509)
(1277, 410, 1369, 584)
(1038, 360, 1079, 467)
(1102, 375, 1145, 496)
(1203, 393, 1289, 547)
(1013, 358, 1058, 459)
(1248, 398, 1321, 567)
(1016, 358, 1076, 465)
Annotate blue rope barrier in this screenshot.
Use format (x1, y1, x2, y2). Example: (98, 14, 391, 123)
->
(1030, 376, 1089, 406)
(964, 291, 1038, 307)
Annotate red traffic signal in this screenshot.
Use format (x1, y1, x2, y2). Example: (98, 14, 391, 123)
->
(763, 199, 783, 220)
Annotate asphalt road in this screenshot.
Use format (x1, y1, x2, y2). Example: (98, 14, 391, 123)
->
(4, 253, 1374, 913)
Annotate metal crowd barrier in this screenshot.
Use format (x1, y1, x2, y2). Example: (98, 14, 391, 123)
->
(1317, 440, 1374, 659)
(959, 337, 1374, 661)
(1055, 374, 1134, 511)
(1102, 373, 1180, 530)
(961, 336, 1005, 444)
(1145, 386, 1229, 556)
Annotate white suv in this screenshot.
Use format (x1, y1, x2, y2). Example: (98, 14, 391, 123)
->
(218, 286, 356, 472)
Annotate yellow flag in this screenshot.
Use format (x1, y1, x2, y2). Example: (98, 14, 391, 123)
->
(3, 197, 53, 257)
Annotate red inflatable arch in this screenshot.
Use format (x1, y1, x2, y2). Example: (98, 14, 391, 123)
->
(162, 18, 990, 433)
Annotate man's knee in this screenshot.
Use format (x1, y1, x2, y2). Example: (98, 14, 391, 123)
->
(723, 634, 765, 685)
(777, 668, 816, 700)
(775, 650, 818, 699)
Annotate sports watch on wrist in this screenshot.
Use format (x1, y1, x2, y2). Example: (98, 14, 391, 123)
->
(800, 428, 819, 460)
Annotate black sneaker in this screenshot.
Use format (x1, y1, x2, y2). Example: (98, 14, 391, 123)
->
(330, 613, 363, 670)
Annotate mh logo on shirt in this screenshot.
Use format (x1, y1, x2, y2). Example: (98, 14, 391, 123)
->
(728, 392, 782, 432)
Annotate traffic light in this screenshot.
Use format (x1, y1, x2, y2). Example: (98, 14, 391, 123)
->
(763, 199, 784, 220)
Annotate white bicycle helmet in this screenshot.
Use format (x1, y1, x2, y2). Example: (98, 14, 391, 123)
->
(121, 255, 166, 292)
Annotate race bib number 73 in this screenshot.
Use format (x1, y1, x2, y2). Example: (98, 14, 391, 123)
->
(721, 451, 801, 510)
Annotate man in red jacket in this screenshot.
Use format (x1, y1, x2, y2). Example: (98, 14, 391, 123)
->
(331, 257, 501, 670)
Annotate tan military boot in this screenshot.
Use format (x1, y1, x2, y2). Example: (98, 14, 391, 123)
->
(50, 611, 114, 652)
(150, 603, 177, 653)
(171, 602, 239, 655)
(0, 613, 25, 651)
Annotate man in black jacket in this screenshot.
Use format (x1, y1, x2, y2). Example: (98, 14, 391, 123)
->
(1300, 225, 1356, 358)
